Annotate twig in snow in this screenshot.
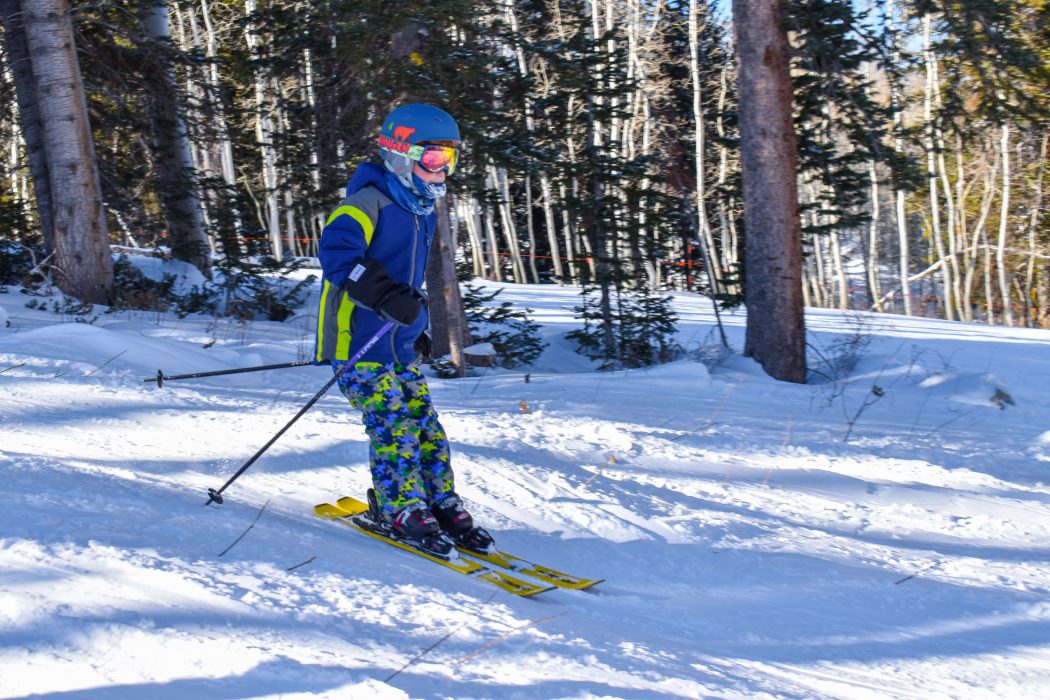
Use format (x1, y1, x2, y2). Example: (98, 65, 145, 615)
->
(87, 349, 127, 376)
(583, 454, 617, 486)
(470, 367, 489, 395)
(217, 499, 271, 557)
(667, 380, 742, 442)
(0, 362, 27, 375)
(456, 610, 569, 666)
(922, 408, 978, 439)
(583, 466, 604, 486)
(285, 556, 316, 572)
(894, 560, 944, 585)
(384, 592, 498, 683)
(763, 419, 794, 485)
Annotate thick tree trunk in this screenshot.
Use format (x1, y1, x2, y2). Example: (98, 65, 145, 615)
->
(21, 0, 112, 302)
(0, 0, 55, 250)
(733, 0, 806, 383)
(138, 1, 209, 273)
(425, 196, 469, 376)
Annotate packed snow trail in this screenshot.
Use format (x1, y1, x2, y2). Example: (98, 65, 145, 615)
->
(2, 272, 1050, 698)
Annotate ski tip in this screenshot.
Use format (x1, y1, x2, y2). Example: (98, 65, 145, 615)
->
(314, 502, 349, 519)
(576, 578, 606, 591)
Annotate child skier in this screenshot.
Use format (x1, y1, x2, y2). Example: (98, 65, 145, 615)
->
(315, 103, 492, 558)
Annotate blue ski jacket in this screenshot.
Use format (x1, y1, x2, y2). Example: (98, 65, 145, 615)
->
(314, 162, 435, 365)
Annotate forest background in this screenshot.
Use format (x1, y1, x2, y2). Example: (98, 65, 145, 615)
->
(0, 0, 1047, 365)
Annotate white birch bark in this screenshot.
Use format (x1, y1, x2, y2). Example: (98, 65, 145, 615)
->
(22, 0, 112, 301)
(922, 15, 952, 319)
(1025, 135, 1047, 326)
(995, 117, 1014, 326)
(689, 0, 724, 295)
(962, 149, 997, 318)
(491, 165, 526, 283)
(481, 196, 502, 282)
(138, 1, 209, 271)
(886, 0, 912, 315)
(459, 197, 486, 277)
(243, 1, 281, 257)
(867, 159, 884, 311)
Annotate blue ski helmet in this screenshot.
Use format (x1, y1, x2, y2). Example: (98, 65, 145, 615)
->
(379, 104, 461, 192)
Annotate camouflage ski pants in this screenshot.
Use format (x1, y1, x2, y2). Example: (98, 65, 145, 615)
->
(333, 361, 453, 516)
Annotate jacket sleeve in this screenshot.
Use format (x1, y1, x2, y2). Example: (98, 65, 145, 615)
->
(318, 205, 371, 288)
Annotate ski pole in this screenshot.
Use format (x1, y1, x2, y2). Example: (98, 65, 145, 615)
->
(205, 320, 395, 506)
(146, 361, 315, 388)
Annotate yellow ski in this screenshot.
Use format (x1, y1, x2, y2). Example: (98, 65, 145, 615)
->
(314, 501, 553, 598)
(333, 496, 603, 591)
(458, 548, 604, 591)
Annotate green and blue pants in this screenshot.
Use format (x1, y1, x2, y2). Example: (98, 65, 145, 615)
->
(333, 361, 453, 516)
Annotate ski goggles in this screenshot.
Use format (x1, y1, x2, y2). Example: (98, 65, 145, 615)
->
(407, 143, 459, 175)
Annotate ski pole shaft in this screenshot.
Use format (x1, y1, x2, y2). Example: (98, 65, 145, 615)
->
(146, 361, 315, 388)
(205, 321, 395, 506)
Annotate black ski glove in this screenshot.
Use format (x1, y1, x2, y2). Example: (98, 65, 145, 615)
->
(342, 258, 421, 326)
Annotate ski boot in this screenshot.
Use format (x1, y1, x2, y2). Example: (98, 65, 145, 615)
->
(366, 489, 455, 559)
(431, 494, 497, 555)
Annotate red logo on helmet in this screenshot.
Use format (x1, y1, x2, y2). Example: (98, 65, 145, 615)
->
(393, 126, 416, 142)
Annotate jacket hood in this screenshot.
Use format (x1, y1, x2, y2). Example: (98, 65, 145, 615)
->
(345, 162, 390, 199)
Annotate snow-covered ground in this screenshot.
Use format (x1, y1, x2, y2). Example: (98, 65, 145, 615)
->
(3, 263, 1050, 699)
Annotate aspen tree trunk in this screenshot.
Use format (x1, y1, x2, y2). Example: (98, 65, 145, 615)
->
(929, 50, 962, 320)
(523, 174, 541, 282)
(586, 0, 615, 359)
(963, 152, 997, 319)
(715, 47, 738, 280)
(491, 165, 526, 283)
(482, 198, 502, 282)
(829, 214, 848, 309)
(867, 159, 884, 311)
(460, 198, 486, 277)
(733, 0, 806, 382)
(0, 0, 55, 250)
(689, 0, 724, 296)
(539, 175, 563, 282)
(21, 0, 112, 302)
(559, 181, 583, 282)
(922, 15, 952, 319)
(1026, 135, 1047, 327)
(138, 1, 209, 273)
(503, 0, 555, 284)
(301, 4, 324, 254)
(983, 218, 995, 324)
(195, 0, 244, 251)
(550, 4, 578, 285)
(995, 117, 1014, 326)
(244, 0, 281, 258)
(886, 0, 912, 315)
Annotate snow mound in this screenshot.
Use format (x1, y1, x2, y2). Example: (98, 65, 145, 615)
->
(120, 252, 209, 296)
(1033, 430, 1050, 462)
(0, 321, 245, 375)
(918, 371, 1016, 409)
